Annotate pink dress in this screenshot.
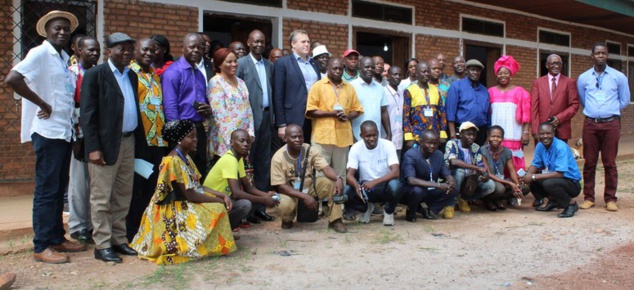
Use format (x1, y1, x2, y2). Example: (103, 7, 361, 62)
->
(488, 86, 530, 171)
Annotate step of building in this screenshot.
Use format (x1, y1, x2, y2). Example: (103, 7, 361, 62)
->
(0, 181, 34, 198)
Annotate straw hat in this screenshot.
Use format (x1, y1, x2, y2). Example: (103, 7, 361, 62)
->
(36, 10, 79, 37)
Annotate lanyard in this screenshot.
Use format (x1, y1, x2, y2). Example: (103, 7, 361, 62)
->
(545, 146, 553, 171)
(331, 83, 342, 105)
(287, 146, 302, 177)
(423, 87, 431, 108)
(487, 145, 501, 175)
(175, 148, 189, 165)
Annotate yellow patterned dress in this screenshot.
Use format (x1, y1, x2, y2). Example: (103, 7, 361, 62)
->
(131, 155, 236, 265)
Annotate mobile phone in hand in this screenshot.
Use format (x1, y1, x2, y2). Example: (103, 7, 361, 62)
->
(193, 101, 202, 110)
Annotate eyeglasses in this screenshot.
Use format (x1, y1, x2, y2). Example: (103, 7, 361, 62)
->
(596, 77, 600, 89)
(548, 62, 563, 67)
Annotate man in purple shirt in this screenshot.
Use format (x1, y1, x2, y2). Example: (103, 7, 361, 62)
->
(162, 33, 212, 175)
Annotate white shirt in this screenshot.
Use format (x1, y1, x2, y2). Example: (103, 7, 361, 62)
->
(350, 78, 388, 141)
(108, 59, 138, 133)
(12, 40, 76, 143)
(197, 59, 208, 85)
(250, 53, 270, 108)
(382, 84, 404, 149)
(347, 139, 399, 181)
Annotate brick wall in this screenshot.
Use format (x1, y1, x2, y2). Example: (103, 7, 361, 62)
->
(287, 0, 347, 15)
(414, 35, 460, 65)
(282, 19, 348, 57)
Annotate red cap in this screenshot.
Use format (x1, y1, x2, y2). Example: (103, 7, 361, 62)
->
(342, 49, 360, 58)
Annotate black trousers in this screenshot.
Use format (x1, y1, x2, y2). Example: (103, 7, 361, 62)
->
(530, 178, 581, 207)
(193, 122, 209, 178)
(249, 109, 273, 214)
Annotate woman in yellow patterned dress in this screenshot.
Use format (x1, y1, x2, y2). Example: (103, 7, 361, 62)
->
(131, 120, 237, 265)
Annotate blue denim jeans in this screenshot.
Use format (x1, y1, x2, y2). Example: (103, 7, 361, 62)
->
(31, 133, 72, 253)
(451, 168, 495, 201)
(344, 179, 402, 214)
(405, 186, 456, 214)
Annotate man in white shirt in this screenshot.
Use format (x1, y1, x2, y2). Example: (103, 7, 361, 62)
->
(344, 121, 401, 226)
(350, 57, 391, 142)
(382, 65, 404, 159)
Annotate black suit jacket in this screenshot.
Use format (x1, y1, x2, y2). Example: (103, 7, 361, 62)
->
(237, 54, 274, 131)
(80, 63, 141, 165)
(273, 54, 321, 127)
(202, 58, 215, 83)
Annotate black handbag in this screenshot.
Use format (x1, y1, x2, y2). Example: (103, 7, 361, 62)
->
(296, 145, 319, 223)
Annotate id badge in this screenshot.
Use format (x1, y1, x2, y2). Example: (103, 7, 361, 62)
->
(513, 150, 524, 158)
(66, 83, 74, 94)
(495, 173, 505, 180)
(334, 104, 343, 111)
(542, 169, 550, 174)
(427, 179, 436, 191)
(293, 177, 301, 190)
(423, 107, 433, 117)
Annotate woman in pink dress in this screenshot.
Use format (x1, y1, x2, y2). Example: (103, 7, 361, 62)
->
(488, 55, 530, 171)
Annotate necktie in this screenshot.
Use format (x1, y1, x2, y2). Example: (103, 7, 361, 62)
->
(550, 77, 557, 100)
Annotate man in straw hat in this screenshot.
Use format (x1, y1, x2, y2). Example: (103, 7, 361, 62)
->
(5, 10, 86, 264)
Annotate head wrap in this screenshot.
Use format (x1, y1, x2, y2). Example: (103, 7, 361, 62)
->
(494, 55, 520, 76)
(162, 120, 195, 144)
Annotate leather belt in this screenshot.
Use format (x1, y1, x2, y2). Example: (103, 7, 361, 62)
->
(122, 131, 133, 137)
(586, 116, 618, 123)
(263, 107, 270, 111)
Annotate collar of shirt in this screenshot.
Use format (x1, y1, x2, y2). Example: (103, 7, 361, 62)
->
(129, 60, 156, 74)
(592, 65, 614, 76)
(175, 57, 196, 70)
(108, 58, 130, 75)
(249, 52, 263, 65)
(196, 59, 205, 70)
(385, 84, 401, 96)
(293, 52, 312, 64)
(44, 40, 70, 64)
(548, 73, 561, 83)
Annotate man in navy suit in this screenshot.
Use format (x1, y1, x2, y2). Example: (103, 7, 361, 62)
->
(237, 29, 276, 223)
(273, 29, 321, 142)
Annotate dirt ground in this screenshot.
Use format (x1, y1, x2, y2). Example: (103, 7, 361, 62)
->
(3, 161, 634, 289)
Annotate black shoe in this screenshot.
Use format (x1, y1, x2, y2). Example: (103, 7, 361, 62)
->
(94, 248, 122, 263)
(494, 200, 507, 211)
(532, 198, 545, 207)
(246, 215, 261, 224)
(70, 229, 93, 244)
(536, 201, 559, 212)
(112, 243, 138, 256)
(254, 210, 276, 221)
(405, 210, 417, 222)
(558, 202, 579, 218)
(484, 200, 497, 211)
(421, 208, 438, 220)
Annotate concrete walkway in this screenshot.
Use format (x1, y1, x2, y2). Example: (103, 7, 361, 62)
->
(2, 134, 634, 250)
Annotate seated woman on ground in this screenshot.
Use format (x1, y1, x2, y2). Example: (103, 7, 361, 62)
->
(131, 120, 237, 265)
(479, 125, 530, 211)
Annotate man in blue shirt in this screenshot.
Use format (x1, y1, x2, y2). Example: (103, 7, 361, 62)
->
(522, 122, 582, 218)
(446, 59, 490, 145)
(577, 43, 630, 212)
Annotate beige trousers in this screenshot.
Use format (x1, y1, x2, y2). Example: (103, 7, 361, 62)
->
(277, 176, 343, 223)
(88, 136, 135, 249)
(311, 142, 348, 177)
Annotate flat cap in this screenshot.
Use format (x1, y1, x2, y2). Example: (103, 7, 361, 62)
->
(465, 59, 484, 69)
(107, 32, 135, 48)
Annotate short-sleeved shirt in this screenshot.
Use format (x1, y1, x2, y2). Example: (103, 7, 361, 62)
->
(12, 40, 76, 143)
(479, 145, 512, 178)
(350, 78, 388, 140)
(532, 137, 581, 181)
(402, 148, 450, 186)
(270, 144, 329, 190)
(306, 77, 364, 147)
(203, 150, 246, 196)
(383, 84, 404, 149)
(347, 139, 399, 181)
(444, 139, 484, 172)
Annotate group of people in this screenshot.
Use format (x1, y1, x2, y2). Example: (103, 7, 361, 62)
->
(7, 10, 630, 266)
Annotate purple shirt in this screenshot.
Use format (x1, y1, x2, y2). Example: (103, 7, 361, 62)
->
(161, 57, 208, 122)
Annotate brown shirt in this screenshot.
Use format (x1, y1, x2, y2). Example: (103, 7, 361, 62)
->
(270, 143, 329, 189)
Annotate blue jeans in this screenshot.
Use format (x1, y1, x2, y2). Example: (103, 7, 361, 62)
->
(451, 168, 495, 201)
(344, 179, 402, 214)
(404, 186, 456, 214)
(32, 133, 72, 253)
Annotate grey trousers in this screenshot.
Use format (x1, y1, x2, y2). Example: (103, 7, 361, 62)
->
(68, 152, 92, 233)
(229, 199, 253, 229)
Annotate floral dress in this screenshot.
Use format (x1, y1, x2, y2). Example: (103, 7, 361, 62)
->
(207, 75, 255, 156)
(131, 155, 236, 265)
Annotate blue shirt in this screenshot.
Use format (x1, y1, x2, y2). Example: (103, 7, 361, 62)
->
(532, 137, 581, 182)
(577, 65, 630, 119)
(161, 57, 208, 122)
(446, 77, 490, 127)
(293, 52, 318, 94)
(402, 148, 451, 186)
(250, 53, 270, 108)
(108, 59, 138, 132)
(350, 78, 388, 140)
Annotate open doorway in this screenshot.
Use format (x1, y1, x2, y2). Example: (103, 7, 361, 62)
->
(202, 13, 273, 56)
(464, 43, 501, 87)
(539, 52, 569, 77)
(354, 29, 410, 68)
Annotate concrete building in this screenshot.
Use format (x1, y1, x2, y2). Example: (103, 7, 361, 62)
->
(1, 0, 634, 181)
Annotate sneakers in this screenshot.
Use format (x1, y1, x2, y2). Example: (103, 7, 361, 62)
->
(606, 201, 618, 212)
(51, 239, 87, 252)
(383, 211, 394, 226)
(343, 208, 357, 221)
(456, 198, 471, 212)
(579, 200, 595, 209)
(33, 248, 69, 264)
(440, 206, 455, 219)
(359, 203, 374, 223)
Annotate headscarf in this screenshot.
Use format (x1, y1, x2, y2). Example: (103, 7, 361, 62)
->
(494, 55, 520, 76)
(162, 120, 195, 144)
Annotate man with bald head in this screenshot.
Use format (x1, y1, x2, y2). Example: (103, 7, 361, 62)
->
(428, 58, 450, 103)
(306, 57, 363, 177)
(436, 53, 449, 82)
(350, 56, 391, 142)
(270, 124, 347, 233)
(162, 33, 211, 175)
(269, 48, 283, 63)
(126, 38, 169, 241)
(446, 56, 466, 84)
(372, 55, 387, 85)
(229, 41, 247, 59)
(237, 29, 276, 222)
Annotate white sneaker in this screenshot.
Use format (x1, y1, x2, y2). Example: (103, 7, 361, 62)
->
(359, 203, 374, 223)
(383, 211, 394, 226)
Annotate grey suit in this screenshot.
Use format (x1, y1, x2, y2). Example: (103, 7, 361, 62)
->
(237, 54, 274, 192)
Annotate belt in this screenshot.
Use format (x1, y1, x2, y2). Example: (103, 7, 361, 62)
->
(263, 107, 270, 111)
(122, 131, 133, 137)
(586, 116, 618, 123)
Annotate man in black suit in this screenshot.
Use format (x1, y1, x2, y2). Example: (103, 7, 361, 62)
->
(81, 32, 140, 263)
(237, 29, 276, 223)
(273, 29, 321, 142)
(198, 32, 215, 83)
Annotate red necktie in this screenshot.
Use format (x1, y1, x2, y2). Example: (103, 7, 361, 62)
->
(550, 77, 557, 100)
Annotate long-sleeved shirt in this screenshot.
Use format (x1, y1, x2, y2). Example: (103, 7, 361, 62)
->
(161, 57, 208, 122)
(446, 77, 490, 127)
(577, 65, 630, 119)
